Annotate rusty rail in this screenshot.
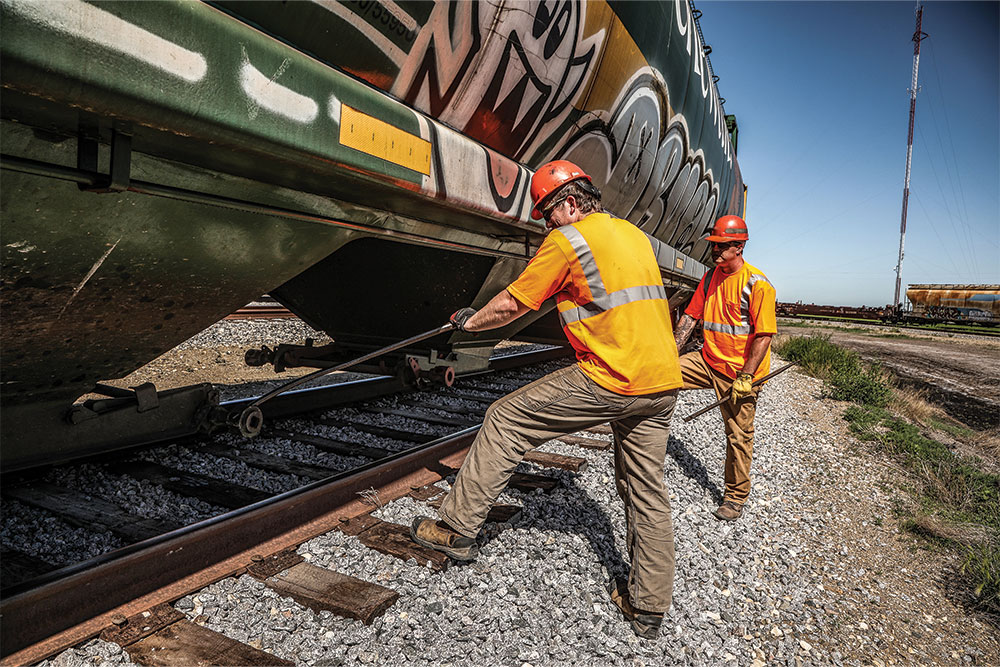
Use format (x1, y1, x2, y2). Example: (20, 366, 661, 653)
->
(0, 345, 569, 664)
(0, 427, 478, 664)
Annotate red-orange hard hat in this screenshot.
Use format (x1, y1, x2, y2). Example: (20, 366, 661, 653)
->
(705, 215, 749, 242)
(530, 160, 593, 220)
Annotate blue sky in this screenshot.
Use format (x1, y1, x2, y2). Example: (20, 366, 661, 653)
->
(700, 1, 998, 306)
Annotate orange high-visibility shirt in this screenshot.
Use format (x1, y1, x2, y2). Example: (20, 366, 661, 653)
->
(685, 262, 777, 380)
(507, 212, 682, 395)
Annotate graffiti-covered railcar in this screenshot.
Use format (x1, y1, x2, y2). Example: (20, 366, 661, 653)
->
(904, 285, 1000, 325)
(0, 0, 744, 469)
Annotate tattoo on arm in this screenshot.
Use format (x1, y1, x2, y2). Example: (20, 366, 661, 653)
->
(674, 314, 697, 351)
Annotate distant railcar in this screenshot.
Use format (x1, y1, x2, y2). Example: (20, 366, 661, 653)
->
(902, 285, 1000, 325)
(776, 302, 885, 320)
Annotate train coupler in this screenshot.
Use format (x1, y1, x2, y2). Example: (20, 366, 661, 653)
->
(405, 354, 455, 390)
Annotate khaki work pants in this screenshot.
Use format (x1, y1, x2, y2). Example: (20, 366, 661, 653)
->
(438, 364, 679, 612)
(678, 351, 759, 505)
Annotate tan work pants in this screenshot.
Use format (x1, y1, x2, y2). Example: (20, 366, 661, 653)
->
(678, 351, 759, 505)
(438, 364, 678, 612)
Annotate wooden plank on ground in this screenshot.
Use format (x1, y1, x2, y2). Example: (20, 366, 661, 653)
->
(106, 461, 270, 510)
(355, 406, 475, 428)
(199, 444, 338, 481)
(0, 547, 58, 585)
(442, 393, 497, 408)
(245, 549, 305, 580)
(585, 423, 613, 435)
(337, 513, 381, 537)
(409, 485, 444, 502)
(509, 472, 560, 493)
(318, 417, 436, 444)
(396, 397, 484, 419)
(356, 522, 450, 572)
(269, 429, 392, 460)
(100, 603, 184, 647)
(425, 497, 522, 525)
(260, 562, 399, 624)
(124, 619, 292, 666)
(3, 482, 182, 541)
(485, 504, 522, 524)
(523, 450, 588, 472)
(558, 434, 612, 450)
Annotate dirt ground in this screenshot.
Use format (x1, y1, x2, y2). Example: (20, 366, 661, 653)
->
(777, 320, 1000, 431)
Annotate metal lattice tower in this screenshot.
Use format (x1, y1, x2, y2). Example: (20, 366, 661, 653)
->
(894, 2, 928, 309)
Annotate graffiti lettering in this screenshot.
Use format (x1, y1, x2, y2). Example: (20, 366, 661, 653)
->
(335, 0, 739, 259)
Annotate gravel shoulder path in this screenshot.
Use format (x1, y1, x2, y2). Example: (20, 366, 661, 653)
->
(35, 320, 1000, 666)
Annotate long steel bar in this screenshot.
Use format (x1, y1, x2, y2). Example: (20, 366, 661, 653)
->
(681, 362, 797, 422)
(250, 325, 453, 409)
(893, 2, 928, 308)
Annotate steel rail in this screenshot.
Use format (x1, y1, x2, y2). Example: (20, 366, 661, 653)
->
(0, 345, 569, 664)
(0, 427, 478, 665)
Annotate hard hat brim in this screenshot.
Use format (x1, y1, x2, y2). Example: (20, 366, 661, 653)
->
(705, 234, 747, 242)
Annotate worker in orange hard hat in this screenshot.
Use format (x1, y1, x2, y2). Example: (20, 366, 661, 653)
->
(411, 159, 683, 640)
(528, 159, 603, 226)
(674, 214, 777, 522)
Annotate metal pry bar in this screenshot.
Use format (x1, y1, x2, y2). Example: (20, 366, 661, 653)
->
(234, 323, 454, 437)
(681, 361, 798, 423)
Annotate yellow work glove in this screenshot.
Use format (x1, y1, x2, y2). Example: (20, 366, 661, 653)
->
(731, 372, 754, 404)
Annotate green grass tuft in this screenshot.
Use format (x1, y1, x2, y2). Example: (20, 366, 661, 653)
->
(961, 541, 1000, 613)
(775, 335, 891, 407)
(777, 334, 1000, 614)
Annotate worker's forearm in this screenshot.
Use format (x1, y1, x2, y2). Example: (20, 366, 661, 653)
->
(674, 314, 698, 352)
(741, 334, 773, 375)
(464, 290, 530, 332)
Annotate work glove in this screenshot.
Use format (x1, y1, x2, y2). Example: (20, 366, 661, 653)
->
(449, 307, 478, 332)
(730, 372, 754, 404)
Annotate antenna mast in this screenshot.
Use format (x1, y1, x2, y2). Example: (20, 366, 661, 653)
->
(893, 2, 928, 310)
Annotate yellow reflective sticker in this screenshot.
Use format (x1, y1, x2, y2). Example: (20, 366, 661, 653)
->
(340, 105, 431, 175)
(675, 257, 685, 270)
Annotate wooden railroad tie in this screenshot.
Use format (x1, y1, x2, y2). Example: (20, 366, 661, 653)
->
(3, 482, 183, 542)
(523, 450, 589, 471)
(247, 550, 398, 625)
(0, 547, 58, 585)
(101, 603, 291, 666)
(555, 433, 611, 451)
(336, 504, 524, 573)
(269, 428, 393, 460)
(105, 461, 271, 510)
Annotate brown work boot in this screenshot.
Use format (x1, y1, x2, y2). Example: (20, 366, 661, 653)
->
(607, 579, 664, 639)
(713, 499, 744, 521)
(410, 516, 479, 561)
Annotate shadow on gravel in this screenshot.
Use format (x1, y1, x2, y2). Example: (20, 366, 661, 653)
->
(480, 475, 630, 584)
(937, 563, 1000, 633)
(666, 435, 723, 504)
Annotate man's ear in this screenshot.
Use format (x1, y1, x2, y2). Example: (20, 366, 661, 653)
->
(567, 195, 580, 211)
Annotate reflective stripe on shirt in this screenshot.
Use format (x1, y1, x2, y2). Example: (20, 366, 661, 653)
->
(704, 320, 752, 335)
(556, 225, 668, 327)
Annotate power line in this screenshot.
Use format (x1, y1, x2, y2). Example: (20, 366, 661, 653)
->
(910, 190, 963, 278)
(920, 38, 979, 275)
